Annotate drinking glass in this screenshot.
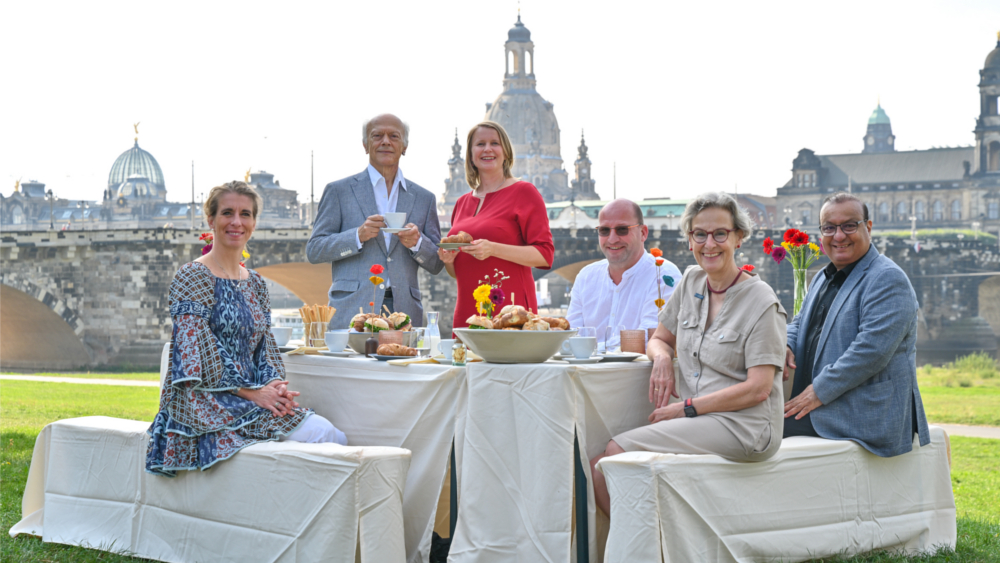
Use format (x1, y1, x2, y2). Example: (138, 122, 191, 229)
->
(603, 325, 626, 353)
(620, 329, 647, 354)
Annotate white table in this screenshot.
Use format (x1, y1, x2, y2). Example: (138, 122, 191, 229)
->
(283, 354, 467, 563)
(449, 361, 655, 563)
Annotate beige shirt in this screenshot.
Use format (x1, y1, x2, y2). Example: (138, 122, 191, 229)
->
(658, 266, 788, 459)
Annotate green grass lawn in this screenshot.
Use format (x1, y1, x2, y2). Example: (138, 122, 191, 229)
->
(2, 371, 161, 381)
(2, 373, 999, 562)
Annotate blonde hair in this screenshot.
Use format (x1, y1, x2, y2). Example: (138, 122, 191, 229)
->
(465, 121, 515, 189)
(203, 181, 263, 221)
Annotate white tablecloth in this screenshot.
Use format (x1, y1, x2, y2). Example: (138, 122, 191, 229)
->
(597, 427, 956, 563)
(449, 361, 655, 563)
(9, 416, 411, 563)
(283, 354, 467, 563)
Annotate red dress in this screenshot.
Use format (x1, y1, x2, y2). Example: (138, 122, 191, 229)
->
(448, 181, 554, 331)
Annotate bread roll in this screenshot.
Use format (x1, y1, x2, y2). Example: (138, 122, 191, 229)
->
(465, 315, 495, 329)
(442, 231, 473, 244)
(377, 343, 417, 356)
(541, 317, 570, 330)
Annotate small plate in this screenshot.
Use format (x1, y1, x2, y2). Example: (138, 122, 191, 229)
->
(551, 353, 576, 360)
(432, 356, 454, 365)
(564, 357, 602, 364)
(600, 353, 641, 362)
(319, 350, 354, 357)
(373, 354, 416, 361)
(383, 227, 409, 234)
(278, 345, 297, 353)
(439, 242, 472, 250)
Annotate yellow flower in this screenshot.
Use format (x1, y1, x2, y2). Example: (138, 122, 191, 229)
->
(808, 242, 819, 255)
(369, 275, 384, 285)
(473, 284, 491, 303)
(655, 298, 665, 309)
(242, 249, 251, 260)
(781, 241, 792, 251)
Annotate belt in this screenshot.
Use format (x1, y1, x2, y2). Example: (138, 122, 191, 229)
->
(384, 287, 393, 298)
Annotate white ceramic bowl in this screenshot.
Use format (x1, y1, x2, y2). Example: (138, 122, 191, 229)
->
(453, 328, 578, 364)
(271, 326, 292, 347)
(325, 330, 350, 352)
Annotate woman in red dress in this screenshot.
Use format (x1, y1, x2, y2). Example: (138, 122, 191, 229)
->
(438, 121, 554, 331)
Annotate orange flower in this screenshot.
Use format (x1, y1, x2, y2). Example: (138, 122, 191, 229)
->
(655, 258, 664, 266)
(650, 247, 663, 258)
(655, 298, 665, 309)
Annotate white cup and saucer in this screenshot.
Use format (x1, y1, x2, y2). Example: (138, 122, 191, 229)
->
(383, 212, 408, 234)
(565, 327, 600, 363)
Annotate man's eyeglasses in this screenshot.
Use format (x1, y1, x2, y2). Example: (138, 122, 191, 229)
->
(688, 229, 735, 244)
(596, 224, 640, 237)
(819, 221, 864, 236)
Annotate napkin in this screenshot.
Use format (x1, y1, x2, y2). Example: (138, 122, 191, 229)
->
(286, 346, 329, 355)
(386, 357, 440, 366)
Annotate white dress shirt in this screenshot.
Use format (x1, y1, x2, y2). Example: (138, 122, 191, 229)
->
(566, 252, 683, 350)
(355, 164, 422, 287)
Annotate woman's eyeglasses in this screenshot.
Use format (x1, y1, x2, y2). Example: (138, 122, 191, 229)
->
(596, 224, 640, 237)
(819, 221, 864, 236)
(688, 229, 735, 244)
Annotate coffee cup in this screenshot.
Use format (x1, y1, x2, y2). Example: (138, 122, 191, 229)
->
(325, 330, 350, 352)
(385, 212, 407, 229)
(568, 336, 597, 359)
(271, 326, 292, 347)
(439, 339, 455, 355)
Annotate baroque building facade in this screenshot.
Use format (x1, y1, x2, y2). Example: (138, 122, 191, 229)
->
(443, 15, 601, 208)
(776, 37, 1000, 234)
(1, 134, 305, 231)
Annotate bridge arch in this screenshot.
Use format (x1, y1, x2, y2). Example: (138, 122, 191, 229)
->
(979, 275, 1000, 344)
(536, 250, 605, 281)
(254, 262, 332, 307)
(0, 283, 90, 370)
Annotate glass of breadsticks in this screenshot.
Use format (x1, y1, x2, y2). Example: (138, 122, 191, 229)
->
(300, 304, 336, 348)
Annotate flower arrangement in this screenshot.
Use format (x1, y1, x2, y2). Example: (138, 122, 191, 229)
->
(369, 264, 385, 315)
(199, 232, 250, 266)
(762, 229, 822, 315)
(474, 269, 510, 317)
(649, 248, 672, 309)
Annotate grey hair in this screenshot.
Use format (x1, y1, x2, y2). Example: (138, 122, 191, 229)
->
(822, 192, 869, 222)
(362, 115, 410, 147)
(679, 192, 754, 243)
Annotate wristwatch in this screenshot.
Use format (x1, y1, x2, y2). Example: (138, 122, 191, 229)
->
(684, 398, 698, 418)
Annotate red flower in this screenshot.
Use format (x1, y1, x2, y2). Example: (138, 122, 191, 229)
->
(783, 229, 798, 244)
(791, 231, 809, 246)
(199, 232, 213, 242)
(763, 237, 774, 255)
(201, 243, 213, 255)
(369, 301, 374, 307)
(650, 247, 663, 258)
(369, 264, 384, 275)
(741, 264, 755, 272)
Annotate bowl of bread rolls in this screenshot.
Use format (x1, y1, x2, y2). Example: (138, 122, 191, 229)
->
(453, 305, 576, 363)
(346, 310, 418, 353)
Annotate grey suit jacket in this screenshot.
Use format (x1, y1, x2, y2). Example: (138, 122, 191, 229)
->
(786, 243, 930, 457)
(306, 169, 443, 329)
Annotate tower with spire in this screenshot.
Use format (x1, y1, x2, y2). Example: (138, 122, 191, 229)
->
(973, 32, 1000, 174)
(862, 101, 895, 153)
(441, 129, 470, 219)
(571, 131, 598, 199)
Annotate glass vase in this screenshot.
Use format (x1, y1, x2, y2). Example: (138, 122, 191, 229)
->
(792, 268, 808, 316)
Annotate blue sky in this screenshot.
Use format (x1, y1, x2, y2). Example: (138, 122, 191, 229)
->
(3, 0, 999, 205)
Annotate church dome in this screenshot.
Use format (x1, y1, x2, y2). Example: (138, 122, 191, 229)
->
(985, 38, 1000, 69)
(868, 104, 891, 125)
(507, 15, 531, 43)
(116, 174, 162, 200)
(108, 140, 165, 191)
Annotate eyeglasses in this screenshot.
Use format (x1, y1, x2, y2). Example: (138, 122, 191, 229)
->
(596, 224, 640, 237)
(688, 229, 735, 244)
(819, 221, 864, 236)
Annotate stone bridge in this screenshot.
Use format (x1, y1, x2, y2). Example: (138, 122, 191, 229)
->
(2, 227, 998, 369)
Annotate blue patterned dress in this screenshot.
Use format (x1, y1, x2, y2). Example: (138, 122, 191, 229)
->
(146, 261, 312, 477)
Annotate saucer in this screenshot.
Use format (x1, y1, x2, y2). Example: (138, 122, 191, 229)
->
(319, 350, 353, 357)
(600, 353, 641, 362)
(564, 357, 602, 364)
(278, 345, 297, 353)
(382, 227, 409, 234)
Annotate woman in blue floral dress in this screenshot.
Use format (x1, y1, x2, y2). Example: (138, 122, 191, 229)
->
(147, 181, 346, 477)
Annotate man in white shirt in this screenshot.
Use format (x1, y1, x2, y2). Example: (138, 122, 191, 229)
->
(566, 199, 682, 350)
(307, 114, 443, 329)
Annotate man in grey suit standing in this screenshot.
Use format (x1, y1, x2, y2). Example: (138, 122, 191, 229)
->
(307, 114, 443, 329)
(783, 192, 930, 457)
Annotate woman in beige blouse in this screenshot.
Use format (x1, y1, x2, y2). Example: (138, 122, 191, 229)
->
(590, 192, 788, 516)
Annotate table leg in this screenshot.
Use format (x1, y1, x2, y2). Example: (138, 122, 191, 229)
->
(575, 432, 590, 563)
(450, 440, 458, 537)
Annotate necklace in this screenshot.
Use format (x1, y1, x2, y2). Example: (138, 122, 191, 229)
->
(211, 253, 244, 292)
(706, 270, 743, 294)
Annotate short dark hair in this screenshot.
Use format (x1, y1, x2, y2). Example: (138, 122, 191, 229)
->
(822, 192, 869, 222)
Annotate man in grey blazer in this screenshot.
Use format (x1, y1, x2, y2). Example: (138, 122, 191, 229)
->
(783, 193, 930, 457)
(306, 114, 443, 330)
